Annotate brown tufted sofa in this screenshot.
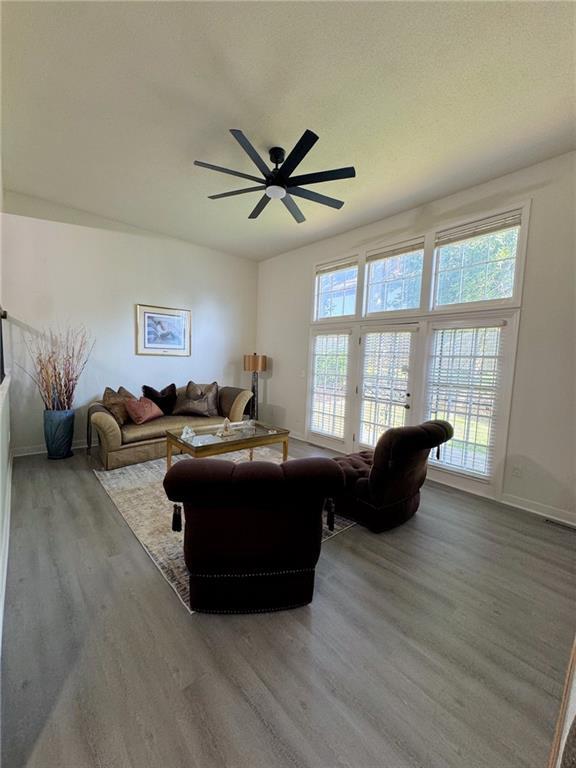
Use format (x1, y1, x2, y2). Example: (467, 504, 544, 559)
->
(332, 420, 453, 533)
(89, 385, 252, 470)
(163, 457, 344, 613)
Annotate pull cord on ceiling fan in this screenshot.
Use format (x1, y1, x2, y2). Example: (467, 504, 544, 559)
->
(194, 129, 356, 223)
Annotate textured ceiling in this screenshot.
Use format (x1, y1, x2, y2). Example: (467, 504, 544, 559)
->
(3, 1, 575, 260)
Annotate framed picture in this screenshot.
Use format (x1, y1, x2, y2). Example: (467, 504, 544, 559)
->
(135, 304, 191, 356)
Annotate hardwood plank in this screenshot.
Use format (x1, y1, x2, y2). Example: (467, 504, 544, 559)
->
(2, 445, 575, 768)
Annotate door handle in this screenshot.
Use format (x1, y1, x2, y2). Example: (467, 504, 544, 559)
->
(404, 404, 411, 409)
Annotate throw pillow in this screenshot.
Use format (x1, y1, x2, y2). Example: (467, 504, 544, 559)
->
(125, 397, 164, 425)
(142, 383, 177, 415)
(102, 386, 137, 426)
(173, 381, 219, 417)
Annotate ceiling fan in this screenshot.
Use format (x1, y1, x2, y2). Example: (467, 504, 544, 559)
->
(194, 129, 356, 223)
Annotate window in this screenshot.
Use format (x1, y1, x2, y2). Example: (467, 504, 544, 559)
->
(307, 204, 526, 485)
(426, 324, 503, 476)
(309, 333, 349, 439)
(433, 210, 522, 308)
(314, 262, 358, 320)
(365, 244, 424, 314)
(359, 330, 413, 446)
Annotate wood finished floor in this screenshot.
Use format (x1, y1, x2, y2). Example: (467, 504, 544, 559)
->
(2, 442, 575, 768)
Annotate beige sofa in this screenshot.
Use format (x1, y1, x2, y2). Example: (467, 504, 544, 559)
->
(88, 385, 253, 470)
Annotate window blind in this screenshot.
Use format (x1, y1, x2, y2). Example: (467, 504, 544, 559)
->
(435, 209, 522, 247)
(315, 259, 358, 275)
(359, 330, 412, 447)
(310, 333, 350, 439)
(366, 239, 425, 262)
(426, 324, 504, 477)
(365, 241, 425, 314)
(314, 262, 358, 320)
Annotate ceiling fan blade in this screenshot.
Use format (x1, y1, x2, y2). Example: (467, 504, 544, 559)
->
(287, 186, 344, 209)
(277, 129, 319, 182)
(282, 194, 305, 224)
(230, 129, 271, 177)
(287, 166, 356, 187)
(248, 195, 271, 219)
(194, 160, 263, 184)
(209, 185, 265, 200)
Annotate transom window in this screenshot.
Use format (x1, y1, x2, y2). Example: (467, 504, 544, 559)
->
(365, 245, 424, 314)
(314, 263, 358, 320)
(433, 210, 522, 308)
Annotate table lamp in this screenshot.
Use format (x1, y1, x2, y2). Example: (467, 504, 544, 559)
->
(243, 353, 267, 420)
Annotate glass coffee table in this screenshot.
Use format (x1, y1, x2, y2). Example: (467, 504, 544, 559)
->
(165, 421, 290, 470)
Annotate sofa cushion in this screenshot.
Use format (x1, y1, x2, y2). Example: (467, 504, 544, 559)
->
(121, 415, 224, 444)
(125, 397, 164, 425)
(102, 386, 137, 426)
(142, 383, 177, 415)
(218, 386, 250, 419)
(173, 381, 219, 417)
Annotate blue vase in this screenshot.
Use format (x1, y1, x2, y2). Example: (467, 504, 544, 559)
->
(44, 409, 75, 460)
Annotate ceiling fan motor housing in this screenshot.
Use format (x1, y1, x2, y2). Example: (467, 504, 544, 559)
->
(269, 146, 286, 167)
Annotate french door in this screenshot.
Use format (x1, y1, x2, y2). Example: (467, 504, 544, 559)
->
(308, 325, 418, 451)
(357, 327, 416, 448)
(308, 315, 514, 494)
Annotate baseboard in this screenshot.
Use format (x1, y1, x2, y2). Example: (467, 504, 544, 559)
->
(290, 433, 346, 454)
(500, 493, 576, 528)
(425, 478, 576, 529)
(12, 439, 88, 458)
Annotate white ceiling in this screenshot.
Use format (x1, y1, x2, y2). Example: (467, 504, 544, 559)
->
(3, 2, 575, 260)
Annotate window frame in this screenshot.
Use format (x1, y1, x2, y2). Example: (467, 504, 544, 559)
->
(306, 325, 356, 452)
(311, 254, 362, 325)
(306, 201, 529, 495)
(309, 200, 530, 325)
(362, 237, 426, 319)
(415, 310, 520, 495)
(428, 202, 530, 314)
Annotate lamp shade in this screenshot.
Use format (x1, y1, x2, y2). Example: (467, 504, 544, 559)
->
(244, 353, 267, 373)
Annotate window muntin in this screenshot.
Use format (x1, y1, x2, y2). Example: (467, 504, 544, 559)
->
(365, 248, 424, 314)
(359, 330, 412, 447)
(426, 325, 503, 476)
(433, 226, 519, 307)
(314, 264, 358, 320)
(309, 333, 349, 439)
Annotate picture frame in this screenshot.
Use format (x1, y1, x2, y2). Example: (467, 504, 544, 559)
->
(135, 304, 191, 356)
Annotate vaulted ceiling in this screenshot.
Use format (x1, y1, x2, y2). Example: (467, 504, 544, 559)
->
(3, 2, 575, 260)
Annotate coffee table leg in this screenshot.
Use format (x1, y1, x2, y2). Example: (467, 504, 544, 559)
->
(167, 440, 173, 471)
(249, 448, 253, 461)
(283, 438, 288, 462)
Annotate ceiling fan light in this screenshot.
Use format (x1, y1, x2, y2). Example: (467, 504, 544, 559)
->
(265, 184, 286, 200)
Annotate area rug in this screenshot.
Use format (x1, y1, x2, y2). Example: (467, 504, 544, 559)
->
(94, 448, 355, 612)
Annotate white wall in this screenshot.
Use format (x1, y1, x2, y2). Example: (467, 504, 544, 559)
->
(2, 193, 258, 453)
(257, 152, 575, 522)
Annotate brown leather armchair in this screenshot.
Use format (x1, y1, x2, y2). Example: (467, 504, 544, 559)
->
(332, 420, 453, 533)
(163, 457, 344, 613)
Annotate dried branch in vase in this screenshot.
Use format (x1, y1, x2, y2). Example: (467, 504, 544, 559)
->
(23, 327, 94, 410)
